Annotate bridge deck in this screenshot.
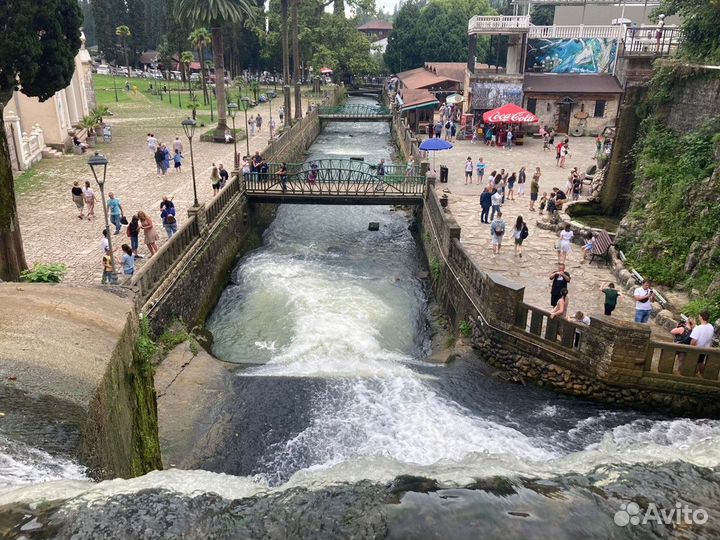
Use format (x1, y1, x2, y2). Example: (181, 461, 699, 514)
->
(318, 104, 392, 121)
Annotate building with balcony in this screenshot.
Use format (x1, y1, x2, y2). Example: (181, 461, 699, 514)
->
(357, 20, 393, 42)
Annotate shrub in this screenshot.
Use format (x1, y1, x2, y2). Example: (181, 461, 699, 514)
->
(20, 263, 67, 283)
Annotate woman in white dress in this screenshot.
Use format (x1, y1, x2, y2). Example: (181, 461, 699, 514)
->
(557, 223, 574, 264)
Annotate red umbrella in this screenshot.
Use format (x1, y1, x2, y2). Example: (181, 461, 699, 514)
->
(483, 103, 538, 124)
(319, 67, 333, 74)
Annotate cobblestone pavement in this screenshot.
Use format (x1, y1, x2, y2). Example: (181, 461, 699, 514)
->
(427, 133, 664, 335)
(16, 93, 317, 285)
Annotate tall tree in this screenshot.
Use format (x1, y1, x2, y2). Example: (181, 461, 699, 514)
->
(281, 0, 291, 127)
(292, 0, 302, 120)
(180, 50, 195, 88)
(189, 27, 212, 104)
(655, 0, 720, 63)
(176, 0, 256, 140)
(115, 25, 132, 76)
(0, 0, 82, 280)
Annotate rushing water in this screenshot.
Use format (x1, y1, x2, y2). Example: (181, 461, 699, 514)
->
(3, 98, 720, 539)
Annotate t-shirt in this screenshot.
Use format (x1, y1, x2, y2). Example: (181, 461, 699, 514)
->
(122, 253, 135, 275)
(465, 161, 473, 172)
(690, 323, 714, 348)
(602, 288, 620, 307)
(71, 186, 83, 197)
(634, 287, 652, 310)
(476, 162, 485, 173)
(560, 230, 574, 243)
(551, 272, 570, 295)
(107, 198, 122, 215)
(491, 192, 502, 206)
(530, 180, 539, 194)
(490, 219, 505, 237)
(101, 237, 109, 253)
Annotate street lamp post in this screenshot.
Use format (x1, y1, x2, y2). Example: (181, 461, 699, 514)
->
(240, 96, 250, 158)
(228, 101, 239, 170)
(112, 69, 119, 103)
(268, 94, 274, 138)
(88, 152, 118, 284)
(181, 118, 199, 207)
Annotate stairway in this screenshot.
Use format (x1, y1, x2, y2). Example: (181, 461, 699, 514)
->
(42, 146, 64, 159)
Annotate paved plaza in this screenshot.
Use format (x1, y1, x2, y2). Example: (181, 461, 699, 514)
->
(425, 133, 654, 329)
(15, 93, 306, 285)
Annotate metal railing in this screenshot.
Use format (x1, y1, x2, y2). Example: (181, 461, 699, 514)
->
(528, 25, 622, 40)
(318, 104, 392, 118)
(244, 159, 425, 198)
(620, 25, 681, 58)
(468, 15, 531, 34)
(516, 0, 660, 4)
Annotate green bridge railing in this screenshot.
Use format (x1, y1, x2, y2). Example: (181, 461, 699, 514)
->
(318, 104, 392, 117)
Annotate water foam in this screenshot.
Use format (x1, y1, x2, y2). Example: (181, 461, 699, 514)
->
(0, 436, 86, 489)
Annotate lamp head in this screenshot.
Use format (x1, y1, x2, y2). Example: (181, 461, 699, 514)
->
(88, 152, 109, 187)
(240, 96, 250, 110)
(181, 117, 196, 139)
(228, 101, 238, 118)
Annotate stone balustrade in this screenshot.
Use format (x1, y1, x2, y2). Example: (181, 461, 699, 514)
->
(4, 112, 45, 171)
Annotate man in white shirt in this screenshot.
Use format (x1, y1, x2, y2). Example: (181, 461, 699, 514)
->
(690, 311, 714, 348)
(633, 280, 654, 324)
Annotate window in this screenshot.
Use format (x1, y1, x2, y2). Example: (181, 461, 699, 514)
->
(546, 102, 552, 112)
(594, 100, 606, 118)
(527, 98, 537, 114)
(580, 103, 585, 112)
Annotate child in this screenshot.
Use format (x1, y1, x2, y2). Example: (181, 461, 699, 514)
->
(601, 282, 620, 316)
(173, 149, 184, 173)
(101, 250, 113, 284)
(538, 192, 548, 215)
(464, 157, 473, 185)
(475, 157, 485, 185)
(581, 231, 595, 262)
(543, 132, 550, 151)
(121, 244, 135, 276)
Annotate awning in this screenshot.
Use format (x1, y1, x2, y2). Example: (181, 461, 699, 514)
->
(483, 103, 538, 124)
(401, 100, 439, 112)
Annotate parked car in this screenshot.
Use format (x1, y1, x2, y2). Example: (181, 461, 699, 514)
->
(170, 71, 182, 81)
(97, 64, 110, 75)
(115, 67, 129, 76)
(189, 72, 200, 82)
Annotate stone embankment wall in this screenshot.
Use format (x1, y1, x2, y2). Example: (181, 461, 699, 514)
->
(418, 177, 720, 417)
(134, 86, 345, 333)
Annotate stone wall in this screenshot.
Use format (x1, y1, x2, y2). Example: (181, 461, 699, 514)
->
(418, 177, 720, 417)
(666, 75, 720, 134)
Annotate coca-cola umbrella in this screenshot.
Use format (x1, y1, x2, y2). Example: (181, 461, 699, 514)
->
(419, 138, 453, 171)
(483, 103, 539, 124)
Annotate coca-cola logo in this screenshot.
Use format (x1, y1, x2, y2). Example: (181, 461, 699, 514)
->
(485, 111, 537, 123)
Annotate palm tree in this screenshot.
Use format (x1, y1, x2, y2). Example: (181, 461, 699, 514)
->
(291, 0, 302, 120)
(115, 25, 132, 78)
(177, 0, 256, 141)
(189, 27, 211, 105)
(180, 50, 195, 93)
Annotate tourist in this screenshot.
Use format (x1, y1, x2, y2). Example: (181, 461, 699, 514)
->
(691, 311, 714, 375)
(550, 288, 569, 319)
(218, 163, 229, 189)
(71, 181, 84, 219)
(279, 106, 284, 124)
(553, 187, 568, 210)
(600, 282, 620, 316)
(464, 157, 473, 185)
(543, 131, 550, 151)
(495, 171, 505, 204)
(475, 157, 485, 185)
(671, 318, 695, 372)
(162, 144, 171, 173)
(248, 115, 256, 136)
(210, 164, 221, 195)
(160, 199, 177, 238)
(560, 142, 570, 168)
(252, 151, 263, 176)
(278, 162, 288, 192)
(548, 130, 555, 148)
(126, 215, 142, 258)
(581, 231, 595, 262)
(137, 210, 159, 257)
(147, 133, 158, 155)
(173, 136, 183, 154)
(490, 210, 506, 255)
(242, 156, 251, 183)
(596, 134, 604, 154)
(538, 192, 548, 215)
(101, 229, 110, 253)
(406, 157, 415, 177)
(506, 172, 516, 201)
(173, 149, 184, 172)
(572, 175, 582, 201)
(121, 244, 135, 277)
(529, 174, 539, 211)
(434, 121, 442, 139)
(549, 263, 571, 307)
(517, 166, 526, 197)
(83, 181, 96, 221)
(479, 186, 492, 224)
(101, 249, 113, 284)
(506, 128, 513, 150)
(557, 223, 574, 264)
(308, 161, 319, 185)
(255, 114, 263, 132)
(106, 192, 124, 234)
(546, 195, 558, 222)
(487, 170, 497, 190)
(154, 146, 166, 176)
(555, 140, 563, 167)
(73, 134, 88, 153)
(484, 125, 493, 145)
(573, 311, 591, 325)
(376, 158, 386, 190)
(513, 215, 529, 257)
(490, 188, 502, 221)
(270, 117, 276, 137)
(633, 280, 655, 324)
(450, 121, 457, 142)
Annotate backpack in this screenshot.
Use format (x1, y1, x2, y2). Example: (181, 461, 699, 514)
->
(445, 122, 450, 130)
(520, 224, 529, 240)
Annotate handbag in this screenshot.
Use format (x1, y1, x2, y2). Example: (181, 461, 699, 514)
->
(120, 215, 128, 225)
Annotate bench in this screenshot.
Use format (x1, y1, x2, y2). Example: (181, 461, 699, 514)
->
(590, 230, 614, 265)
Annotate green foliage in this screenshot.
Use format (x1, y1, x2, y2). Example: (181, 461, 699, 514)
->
(430, 257, 441, 282)
(459, 320, 472, 338)
(385, 0, 494, 73)
(684, 298, 720, 323)
(654, 0, 720, 63)
(308, 15, 380, 80)
(136, 317, 159, 364)
(20, 263, 67, 283)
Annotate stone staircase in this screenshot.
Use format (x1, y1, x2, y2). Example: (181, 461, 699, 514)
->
(42, 146, 64, 159)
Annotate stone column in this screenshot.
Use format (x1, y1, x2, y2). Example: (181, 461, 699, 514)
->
(506, 35, 523, 75)
(588, 316, 651, 383)
(187, 203, 208, 233)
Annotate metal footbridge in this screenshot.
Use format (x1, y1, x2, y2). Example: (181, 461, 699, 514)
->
(318, 105, 392, 122)
(243, 159, 425, 205)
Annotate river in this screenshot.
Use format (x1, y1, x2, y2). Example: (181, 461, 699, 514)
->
(2, 98, 720, 539)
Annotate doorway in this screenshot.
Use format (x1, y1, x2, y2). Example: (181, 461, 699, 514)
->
(557, 97, 574, 135)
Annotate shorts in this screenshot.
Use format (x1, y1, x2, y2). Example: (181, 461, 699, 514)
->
(174, 162, 181, 168)
(530, 193, 538, 201)
(465, 171, 472, 178)
(212, 183, 220, 190)
(515, 238, 524, 245)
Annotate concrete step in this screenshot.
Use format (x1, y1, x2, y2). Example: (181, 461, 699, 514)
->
(42, 146, 64, 159)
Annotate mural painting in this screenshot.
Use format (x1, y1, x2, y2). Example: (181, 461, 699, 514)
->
(471, 83, 523, 110)
(526, 38, 618, 74)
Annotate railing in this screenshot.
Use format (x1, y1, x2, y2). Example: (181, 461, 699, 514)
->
(645, 341, 720, 381)
(245, 159, 425, 198)
(205, 173, 241, 224)
(515, 303, 587, 352)
(620, 26, 681, 58)
(468, 15, 531, 34)
(528, 25, 622, 40)
(318, 104, 392, 118)
(520, 0, 660, 4)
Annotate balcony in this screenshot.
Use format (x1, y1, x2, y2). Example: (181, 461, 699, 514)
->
(619, 25, 681, 58)
(528, 25, 623, 39)
(468, 15, 531, 35)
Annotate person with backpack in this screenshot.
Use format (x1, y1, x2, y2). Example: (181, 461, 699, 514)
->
(490, 210, 506, 255)
(160, 198, 177, 238)
(513, 216, 529, 257)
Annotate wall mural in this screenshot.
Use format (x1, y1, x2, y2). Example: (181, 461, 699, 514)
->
(471, 83, 523, 110)
(526, 38, 618, 74)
